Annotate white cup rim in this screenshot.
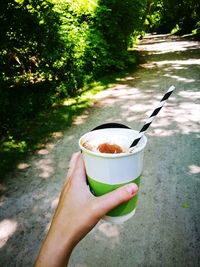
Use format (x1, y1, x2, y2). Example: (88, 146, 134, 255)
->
(79, 128, 147, 158)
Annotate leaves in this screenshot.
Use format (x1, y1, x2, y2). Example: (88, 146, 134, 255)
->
(148, 0, 200, 35)
(0, 0, 145, 176)
(182, 202, 190, 209)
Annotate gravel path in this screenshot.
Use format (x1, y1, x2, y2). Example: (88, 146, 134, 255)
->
(1, 34, 200, 267)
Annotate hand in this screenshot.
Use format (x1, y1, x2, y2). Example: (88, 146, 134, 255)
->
(35, 152, 138, 267)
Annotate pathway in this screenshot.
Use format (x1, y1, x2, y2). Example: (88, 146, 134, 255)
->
(0, 34, 200, 267)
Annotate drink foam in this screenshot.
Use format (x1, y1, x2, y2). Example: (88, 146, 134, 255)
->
(82, 132, 132, 154)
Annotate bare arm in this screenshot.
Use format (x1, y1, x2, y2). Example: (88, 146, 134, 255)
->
(35, 152, 138, 267)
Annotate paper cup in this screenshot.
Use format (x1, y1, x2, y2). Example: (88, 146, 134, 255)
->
(79, 127, 147, 224)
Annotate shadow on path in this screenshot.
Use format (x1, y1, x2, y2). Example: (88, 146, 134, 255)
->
(0, 34, 200, 267)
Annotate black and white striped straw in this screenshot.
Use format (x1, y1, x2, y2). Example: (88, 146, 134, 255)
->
(129, 85, 176, 150)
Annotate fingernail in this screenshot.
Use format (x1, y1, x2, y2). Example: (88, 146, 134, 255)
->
(126, 184, 138, 195)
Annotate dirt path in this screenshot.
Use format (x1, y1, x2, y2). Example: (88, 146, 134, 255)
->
(1, 34, 200, 267)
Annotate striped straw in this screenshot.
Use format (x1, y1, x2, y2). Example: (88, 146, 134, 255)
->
(129, 85, 176, 150)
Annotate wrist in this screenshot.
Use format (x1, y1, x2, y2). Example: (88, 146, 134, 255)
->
(35, 223, 75, 267)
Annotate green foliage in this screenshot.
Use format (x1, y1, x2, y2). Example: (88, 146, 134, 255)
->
(146, 0, 200, 36)
(0, 0, 61, 78)
(0, 68, 135, 177)
(94, 0, 146, 68)
(3, 0, 200, 178)
(171, 24, 180, 35)
(0, 0, 146, 115)
(0, 0, 146, 176)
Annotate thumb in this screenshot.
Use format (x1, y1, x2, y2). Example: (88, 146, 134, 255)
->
(92, 183, 138, 218)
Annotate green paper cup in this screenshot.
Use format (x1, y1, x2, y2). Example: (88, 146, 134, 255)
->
(79, 127, 147, 224)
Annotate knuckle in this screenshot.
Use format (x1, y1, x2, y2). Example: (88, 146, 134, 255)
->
(89, 200, 104, 220)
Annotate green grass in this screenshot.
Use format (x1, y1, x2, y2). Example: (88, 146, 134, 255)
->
(0, 88, 97, 179)
(182, 28, 200, 39)
(0, 65, 137, 180)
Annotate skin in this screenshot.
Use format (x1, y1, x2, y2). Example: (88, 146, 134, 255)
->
(35, 152, 138, 267)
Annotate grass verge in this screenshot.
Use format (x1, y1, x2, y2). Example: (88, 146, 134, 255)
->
(0, 65, 137, 180)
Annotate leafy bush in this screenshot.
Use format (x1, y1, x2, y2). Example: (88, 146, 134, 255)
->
(147, 0, 200, 36)
(93, 0, 146, 68)
(0, 0, 147, 176)
(0, 0, 146, 137)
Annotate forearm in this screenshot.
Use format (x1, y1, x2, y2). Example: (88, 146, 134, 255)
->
(35, 226, 74, 267)
(35, 153, 138, 266)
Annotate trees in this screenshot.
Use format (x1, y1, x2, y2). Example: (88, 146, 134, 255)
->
(0, 1, 147, 103)
(0, 0, 61, 80)
(1, 0, 199, 140)
(0, 0, 147, 174)
(0, 0, 147, 100)
(93, 0, 146, 65)
(1, 0, 199, 175)
(147, 0, 200, 35)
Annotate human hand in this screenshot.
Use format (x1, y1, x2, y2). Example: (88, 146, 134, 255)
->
(35, 152, 138, 267)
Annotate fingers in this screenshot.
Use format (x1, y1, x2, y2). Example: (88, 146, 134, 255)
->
(65, 152, 86, 185)
(64, 152, 81, 188)
(91, 183, 138, 218)
(66, 152, 80, 178)
(73, 153, 86, 183)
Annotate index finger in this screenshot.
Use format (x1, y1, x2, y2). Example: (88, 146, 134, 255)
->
(64, 152, 81, 183)
(73, 153, 86, 184)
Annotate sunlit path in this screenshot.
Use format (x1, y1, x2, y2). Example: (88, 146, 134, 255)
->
(0, 34, 200, 267)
